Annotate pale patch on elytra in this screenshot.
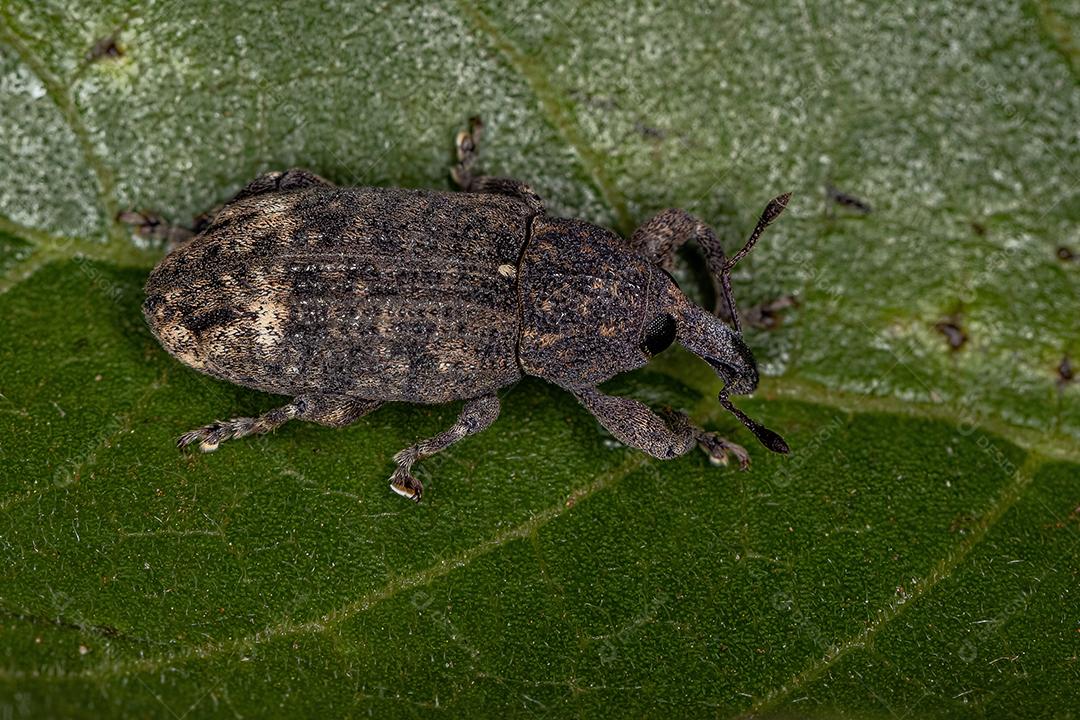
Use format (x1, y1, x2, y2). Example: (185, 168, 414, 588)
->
(257, 197, 296, 215)
(250, 298, 286, 351)
(159, 322, 206, 370)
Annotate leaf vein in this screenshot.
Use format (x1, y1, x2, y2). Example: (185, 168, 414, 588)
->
(76, 452, 651, 680)
(0, 8, 123, 244)
(736, 452, 1045, 719)
(454, 0, 634, 235)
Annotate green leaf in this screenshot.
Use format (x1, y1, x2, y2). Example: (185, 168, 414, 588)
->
(1, 1, 1077, 717)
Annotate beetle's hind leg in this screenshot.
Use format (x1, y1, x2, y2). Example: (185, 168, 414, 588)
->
(118, 210, 197, 250)
(450, 117, 544, 213)
(229, 168, 333, 203)
(389, 394, 500, 502)
(120, 168, 333, 252)
(178, 394, 380, 452)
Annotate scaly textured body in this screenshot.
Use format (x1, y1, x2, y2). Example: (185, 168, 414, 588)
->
(145, 187, 534, 403)
(132, 118, 789, 502)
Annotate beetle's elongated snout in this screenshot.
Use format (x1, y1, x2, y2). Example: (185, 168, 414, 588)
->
(675, 303, 789, 454)
(676, 303, 758, 395)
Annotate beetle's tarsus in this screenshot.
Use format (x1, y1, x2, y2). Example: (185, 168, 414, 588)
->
(389, 464, 424, 502)
(387, 395, 500, 503)
(177, 422, 226, 450)
(176, 396, 379, 455)
(698, 432, 750, 470)
(452, 116, 484, 189)
(177, 411, 285, 453)
(119, 209, 195, 249)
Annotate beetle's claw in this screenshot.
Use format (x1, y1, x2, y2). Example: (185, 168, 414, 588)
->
(177, 422, 227, 453)
(177, 429, 202, 449)
(389, 467, 424, 503)
(119, 209, 191, 245)
(699, 433, 750, 471)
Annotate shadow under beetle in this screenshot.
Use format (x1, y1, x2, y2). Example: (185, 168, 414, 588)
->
(137, 118, 790, 502)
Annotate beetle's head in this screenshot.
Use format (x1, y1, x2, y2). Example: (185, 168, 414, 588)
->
(669, 296, 787, 453)
(669, 301, 758, 395)
(517, 196, 791, 455)
(640, 194, 792, 454)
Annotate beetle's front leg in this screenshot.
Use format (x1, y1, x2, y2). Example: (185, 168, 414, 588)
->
(390, 394, 500, 502)
(572, 388, 750, 468)
(630, 209, 731, 318)
(571, 387, 696, 460)
(631, 208, 793, 328)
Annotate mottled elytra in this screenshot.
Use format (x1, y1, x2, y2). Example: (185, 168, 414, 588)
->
(135, 117, 790, 502)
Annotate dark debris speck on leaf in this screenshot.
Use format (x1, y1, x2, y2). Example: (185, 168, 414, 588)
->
(744, 295, 798, 330)
(87, 35, 123, 61)
(634, 122, 666, 140)
(1058, 356, 1074, 388)
(934, 319, 967, 350)
(825, 183, 872, 214)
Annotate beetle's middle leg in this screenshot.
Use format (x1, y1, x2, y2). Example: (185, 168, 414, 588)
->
(389, 394, 501, 502)
(178, 394, 381, 452)
(451, 117, 544, 213)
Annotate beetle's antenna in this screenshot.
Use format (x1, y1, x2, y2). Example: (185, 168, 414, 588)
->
(719, 193, 791, 333)
(718, 386, 790, 454)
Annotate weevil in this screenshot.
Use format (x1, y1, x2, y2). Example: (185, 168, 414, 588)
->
(136, 118, 790, 502)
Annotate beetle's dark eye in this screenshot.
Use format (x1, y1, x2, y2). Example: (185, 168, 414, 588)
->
(641, 313, 677, 356)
